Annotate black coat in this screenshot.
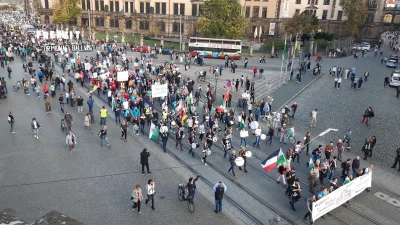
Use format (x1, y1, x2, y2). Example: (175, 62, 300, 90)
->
(140, 151, 150, 165)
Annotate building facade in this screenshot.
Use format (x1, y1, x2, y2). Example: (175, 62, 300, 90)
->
(38, 0, 280, 38)
(280, 0, 346, 21)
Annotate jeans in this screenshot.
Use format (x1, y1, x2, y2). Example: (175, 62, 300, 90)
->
(140, 123, 145, 134)
(2, 86, 7, 93)
(279, 134, 287, 143)
(267, 136, 272, 145)
(162, 139, 167, 152)
(60, 103, 64, 113)
(121, 129, 127, 140)
(115, 111, 121, 123)
(228, 164, 235, 176)
(176, 139, 183, 149)
(215, 199, 223, 213)
(240, 138, 247, 146)
(253, 136, 260, 147)
(100, 117, 107, 125)
(101, 135, 109, 145)
(292, 110, 296, 118)
(328, 168, 335, 181)
(8, 72, 11, 78)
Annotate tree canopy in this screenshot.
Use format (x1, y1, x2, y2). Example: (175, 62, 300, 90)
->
(284, 11, 319, 35)
(52, 0, 82, 24)
(196, 0, 248, 39)
(339, 0, 369, 35)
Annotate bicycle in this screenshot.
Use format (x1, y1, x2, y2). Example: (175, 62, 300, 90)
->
(13, 80, 22, 92)
(178, 183, 195, 212)
(284, 128, 296, 145)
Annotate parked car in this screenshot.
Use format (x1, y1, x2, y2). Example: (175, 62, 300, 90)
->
(352, 44, 371, 51)
(387, 59, 398, 68)
(390, 71, 400, 87)
(161, 48, 173, 55)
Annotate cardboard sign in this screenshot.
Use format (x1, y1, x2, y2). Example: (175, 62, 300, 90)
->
(117, 71, 129, 81)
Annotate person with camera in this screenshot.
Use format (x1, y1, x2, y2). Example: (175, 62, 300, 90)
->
(65, 130, 77, 153)
(98, 125, 110, 147)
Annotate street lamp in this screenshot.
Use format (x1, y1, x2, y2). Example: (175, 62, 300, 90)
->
(214, 70, 218, 104)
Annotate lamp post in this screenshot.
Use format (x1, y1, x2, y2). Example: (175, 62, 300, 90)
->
(214, 70, 218, 105)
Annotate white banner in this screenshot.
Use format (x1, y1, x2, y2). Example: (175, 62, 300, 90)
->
(312, 171, 372, 222)
(152, 83, 169, 98)
(117, 71, 129, 81)
(281, 0, 290, 18)
(269, 23, 276, 36)
(84, 63, 91, 71)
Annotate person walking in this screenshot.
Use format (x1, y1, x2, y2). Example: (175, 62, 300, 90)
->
(289, 179, 302, 211)
(99, 125, 111, 147)
(31, 118, 41, 139)
(65, 130, 77, 153)
(352, 156, 360, 176)
(302, 195, 316, 224)
(84, 113, 92, 132)
(44, 93, 52, 113)
(363, 140, 372, 160)
(160, 129, 168, 153)
(59, 94, 65, 114)
(390, 148, 400, 171)
(304, 132, 311, 155)
(7, 66, 12, 78)
(120, 120, 128, 142)
(87, 95, 95, 123)
(146, 179, 155, 210)
(76, 96, 84, 114)
(140, 148, 151, 174)
(310, 109, 318, 127)
(361, 107, 374, 126)
(100, 106, 108, 125)
(64, 112, 73, 133)
(213, 181, 227, 214)
(131, 184, 144, 213)
(176, 127, 183, 150)
(8, 111, 15, 134)
(228, 150, 237, 179)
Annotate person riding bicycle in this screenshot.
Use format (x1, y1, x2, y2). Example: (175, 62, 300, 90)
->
(187, 175, 200, 200)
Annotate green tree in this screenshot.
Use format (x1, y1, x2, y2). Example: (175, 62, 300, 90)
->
(284, 11, 319, 35)
(339, 0, 369, 35)
(196, 0, 248, 39)
(52, 0, 82, 24)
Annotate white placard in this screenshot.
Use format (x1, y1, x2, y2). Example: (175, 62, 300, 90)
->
(92, 72, 98, 78)
(312, 171, 372, 222)
(281, 0, 290, 18)
(84, 63, 91, 70)
(269, 23, 276, 36)
(152, 83, 169, 98)
(99, 72, 109, 79)
(117, 71, 129, 81)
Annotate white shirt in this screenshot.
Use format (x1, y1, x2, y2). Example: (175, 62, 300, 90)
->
(147, 183, 155, 195)
(312, 111, 317, 119)
(108, 90, 112, 97)
(255, 128, 261, 136)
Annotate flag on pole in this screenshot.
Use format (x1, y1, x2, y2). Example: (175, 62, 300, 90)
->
(261, 148, 287, 172)
(149, 123, 160, 141)
(282, 35, 287, 61)
(308, 158, 314, 175)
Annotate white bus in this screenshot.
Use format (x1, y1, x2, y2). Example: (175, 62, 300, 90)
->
(188, 37, 242, 60)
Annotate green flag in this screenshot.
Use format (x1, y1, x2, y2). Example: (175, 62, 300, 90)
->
(149, 123, 160, 141)
(277, 149, 287, 168)
(308, 158, 314, 175)
(282, 35, 287, 61)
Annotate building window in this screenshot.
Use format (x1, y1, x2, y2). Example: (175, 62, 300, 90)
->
(110, 1, 114, 12)
(146, 2, 150, 14)
(308, 0, 318, 4)
(192, 4, 197, 16)
(95, 18, 104, 26)
(245, 6, 250, 18)
(383, 14, 393, 23)
(87, 0, 91, 10)
(126, 20, 132, 29)
(116, 1, 119, 11)
(156, 3, 160, 14)
(262, 7, 267, 18)
(174, 3, 178, 15)
(252, 7, 259, 18)
(262, 0, 268, 1)
(100, 1, 104, 11)
(125, 2, 129, 12)
(44, 0, 49, 9)
(162, 3, 166, 14)
(140, 21, 149, 30)
(254, 0, 260, 1)
(130, 2, 134, 13)
(158, 21, 166, 32)
(394, 15, 400, 23)
(81, 0, 85, 10)
(110, 19, 119, 28)
(95, 1, 99, 11)
(337, 10, 343, 21)
(296, 0, 301, 4)
(295, 9, 300, 15)
(322, 10, 327, 20)
(44, 15, 50, 24)
(323, 0, 330, 5)
(140, 2, 144, 13)
(180, 4, 185, 15)
(173, 22, 184, 33)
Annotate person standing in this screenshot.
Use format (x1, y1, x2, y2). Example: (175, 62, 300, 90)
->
(289, 179, 302, 211)
(131, 184, 144, 213)
(76, 96, 84, 114)
(99, 125, 111, 147)
(100, 106, 108, 125)
(31, 118, 41, 139)
(309, 164, 319, 194)
(228, 151, 237, 179)
(146, 179, 155, 210)
(310, 109, 318, 127)
(328, 156, 338, 181)
(201, 141, 208, 165)
(352, 156, 360, 176)
(1, 77, 7, 93)
(64, 112, 73, 132)
(252, 126, 261, 148)
(65, 130, 77, 153)
(291, 103, 297, 118)
(59, 94, 65, 114)
(176, 127, 183, 150)
(140, 148, 151, 174)
(44, 93, 52, 113)
(238, 147, 248, 172)
(8, 112, 15, 134)
(87, 95, 95, 123)
(363, 140, 372, 160)
(84, 113, 92, 132)
(213, 181, 227, 213)
(325, 142, 334, 160)
(160, 130, 168, 153)
(304, 132, 311, 155)
(361, 107, 374, 126)
(391, 148, 400, 171)
(7, 66, 12, 78)
(302, 195, 316, 224)
(120, 120, 128, 142)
